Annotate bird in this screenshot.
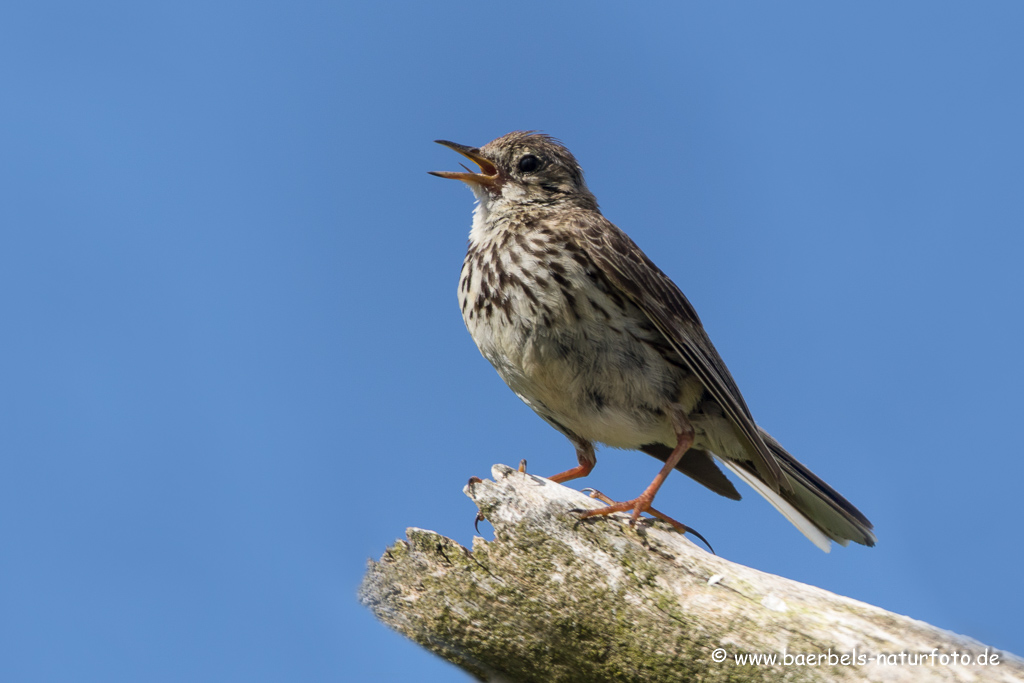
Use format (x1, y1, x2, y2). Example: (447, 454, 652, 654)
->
(430, 131, 875, 552)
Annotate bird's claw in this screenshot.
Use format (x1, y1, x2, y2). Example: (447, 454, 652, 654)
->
(572, 491, 716, 554)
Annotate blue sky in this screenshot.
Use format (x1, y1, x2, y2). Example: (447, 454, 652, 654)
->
(2, 2, 1023, 680)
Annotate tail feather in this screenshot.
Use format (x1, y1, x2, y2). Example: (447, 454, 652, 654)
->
(719, 429, 876, 552)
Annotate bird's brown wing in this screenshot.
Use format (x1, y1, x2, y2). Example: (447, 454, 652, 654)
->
(572, 213, 787, 493)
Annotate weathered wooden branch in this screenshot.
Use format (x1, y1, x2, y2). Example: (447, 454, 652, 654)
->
(360, 464, 1023, 682)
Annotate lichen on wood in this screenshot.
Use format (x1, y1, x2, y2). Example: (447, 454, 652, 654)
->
(359, 464, 1023, 682)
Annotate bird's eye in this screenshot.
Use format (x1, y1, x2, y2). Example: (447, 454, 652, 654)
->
(517, 154, 542, 174)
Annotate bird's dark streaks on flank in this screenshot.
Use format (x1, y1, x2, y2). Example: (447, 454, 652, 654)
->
(432, 131, 875, 552)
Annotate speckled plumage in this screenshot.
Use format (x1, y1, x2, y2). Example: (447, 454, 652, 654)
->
(432, 131, 875, 551)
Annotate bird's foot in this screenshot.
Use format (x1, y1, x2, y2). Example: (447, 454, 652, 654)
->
(471, 461, 529, 532)
(576, 488, 655, 524)
(575, 488, 715, 554)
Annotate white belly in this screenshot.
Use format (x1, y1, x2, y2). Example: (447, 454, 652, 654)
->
(459, 239, 699, 450)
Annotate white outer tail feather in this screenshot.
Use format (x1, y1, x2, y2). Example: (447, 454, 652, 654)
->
(716, 457, 835, 553)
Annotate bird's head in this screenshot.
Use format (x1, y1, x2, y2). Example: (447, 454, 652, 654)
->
(430, 131, 597, 212)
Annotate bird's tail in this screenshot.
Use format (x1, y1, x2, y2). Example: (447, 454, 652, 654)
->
(717, 429, 876, 552)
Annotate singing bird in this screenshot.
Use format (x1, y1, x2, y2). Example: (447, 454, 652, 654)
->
(431, 131, 875, 552)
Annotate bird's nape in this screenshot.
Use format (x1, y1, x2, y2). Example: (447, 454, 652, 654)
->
(432, 132, 875, 552)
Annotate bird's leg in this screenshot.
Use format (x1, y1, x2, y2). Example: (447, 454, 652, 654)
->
(580, 486, 714, 552)
(578, 407, 694, 525)
(546, 440, 596, 484)
(475, 443, 592, 533)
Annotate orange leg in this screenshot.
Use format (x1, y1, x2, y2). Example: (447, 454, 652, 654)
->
(581, 487, 714, 552)
(546, 441, 596, 484)
(578, 408, 694, 525)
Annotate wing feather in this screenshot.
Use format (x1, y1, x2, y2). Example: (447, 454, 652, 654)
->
(571, 213, 787, 492)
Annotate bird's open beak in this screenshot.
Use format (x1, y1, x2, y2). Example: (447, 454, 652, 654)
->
(429, 140, 501, 189)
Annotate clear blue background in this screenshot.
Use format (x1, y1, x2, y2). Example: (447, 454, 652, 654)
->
(2, 2, 1022, 680)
